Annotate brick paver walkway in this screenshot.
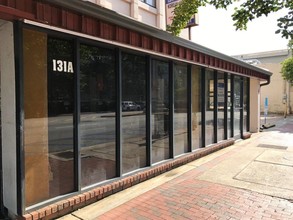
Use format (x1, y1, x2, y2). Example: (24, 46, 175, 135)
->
(97, 169, 293, 220)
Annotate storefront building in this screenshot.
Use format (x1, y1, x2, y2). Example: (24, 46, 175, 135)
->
(0, 0, 271, 219)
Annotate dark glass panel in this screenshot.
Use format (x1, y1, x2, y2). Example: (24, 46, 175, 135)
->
(47, 37, 75, 198)
(80, 44, 116, 187)
(205, 70, 215, 145)
(191, 66, 201, 150)
(152, 60, 170, 163)
(174, 63, 188, 155)
(227, 74, 232, 138)
(234, 76, 242, 137)
(217, 72, 225, 141)
(121, 53, 146, 174)
(243, 77, 249, 132)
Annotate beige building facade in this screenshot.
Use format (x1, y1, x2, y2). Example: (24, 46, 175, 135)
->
(86, 0, 166, 30)
(86, 0, 192, 39)
(234, 50, 292, 115)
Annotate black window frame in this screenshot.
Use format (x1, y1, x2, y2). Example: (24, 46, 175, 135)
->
(15, 22, 250, 215)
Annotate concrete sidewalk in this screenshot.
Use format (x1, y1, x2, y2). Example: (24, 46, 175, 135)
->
(60, 115, 293, 220)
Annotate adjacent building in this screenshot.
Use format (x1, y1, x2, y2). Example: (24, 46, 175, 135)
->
(0, 0, 271, 219)
(234, 50, 292, 115)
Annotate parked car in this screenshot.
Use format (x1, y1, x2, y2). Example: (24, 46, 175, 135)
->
(122, 101, 141, 111)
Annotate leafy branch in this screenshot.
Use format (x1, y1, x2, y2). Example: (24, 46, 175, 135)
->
(167, 0, 293, 39)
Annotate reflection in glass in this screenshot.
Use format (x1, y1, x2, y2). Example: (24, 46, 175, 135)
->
(122, 53, 146, 174)
(243, 77, 249, 132)
(191, 66, 201, 150)
(234, 76, 242, 137)
(24, 29, 75, 207)
(227, 74, 232, 138)
(24, 29, 50, 206)
(152, 60, 170, 163)
(217, 72, 225, 141)
(205, 69, 214, 145)
(80, 45, 116, 187)
(174, 63, 188, 155)
(47, 38, 75, 198)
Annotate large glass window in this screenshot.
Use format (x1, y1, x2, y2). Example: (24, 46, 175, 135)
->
(80, 45, 116, 187)
(47, 37, 75, 198)
(205, 70, 215, 145)
(23, 27, 253, 209)
(243, 77, 249, 132)
(217, 72, 225, 141)
(152, 60, 170, 163)
(234, 76, 242, 137)
(191, 66, 201, 150)
(174, 63, 188, 156)
(227, 74, 232, 138)
(122, 53, 146, 173)
(24, 29, 75, 206)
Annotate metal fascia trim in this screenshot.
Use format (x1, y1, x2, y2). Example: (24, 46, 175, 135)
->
(41, 0, 272, 77)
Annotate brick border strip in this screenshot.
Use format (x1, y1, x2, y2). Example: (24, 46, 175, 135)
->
(242, 132, 252, 139)
(20, 138, 237, 220)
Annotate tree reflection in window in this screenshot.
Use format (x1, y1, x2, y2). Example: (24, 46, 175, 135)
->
(80, 44, 116, 187)
(122, 53, 146, 174)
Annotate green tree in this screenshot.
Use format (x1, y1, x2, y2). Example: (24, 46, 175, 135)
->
(281, 39, 293, 82)
(281, 57, 293, 82)
(167, 0, 293, 39)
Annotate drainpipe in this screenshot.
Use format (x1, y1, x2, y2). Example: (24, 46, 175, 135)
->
(259, 77, 271, 128)
(260, 77, 270, 87)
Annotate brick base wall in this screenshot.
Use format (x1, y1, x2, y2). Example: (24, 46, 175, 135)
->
(20, 138, 237, 220)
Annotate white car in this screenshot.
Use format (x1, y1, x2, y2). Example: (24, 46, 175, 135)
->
(122, 101, 141, 111)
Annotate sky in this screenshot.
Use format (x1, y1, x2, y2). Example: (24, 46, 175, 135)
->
(190, 4, 289, 56)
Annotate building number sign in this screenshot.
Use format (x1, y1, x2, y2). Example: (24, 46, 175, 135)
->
(52, 59, 74, 73)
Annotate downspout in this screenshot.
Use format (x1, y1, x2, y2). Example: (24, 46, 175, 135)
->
(259, 76, 271, 129)
(260, 76, 270, 87)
